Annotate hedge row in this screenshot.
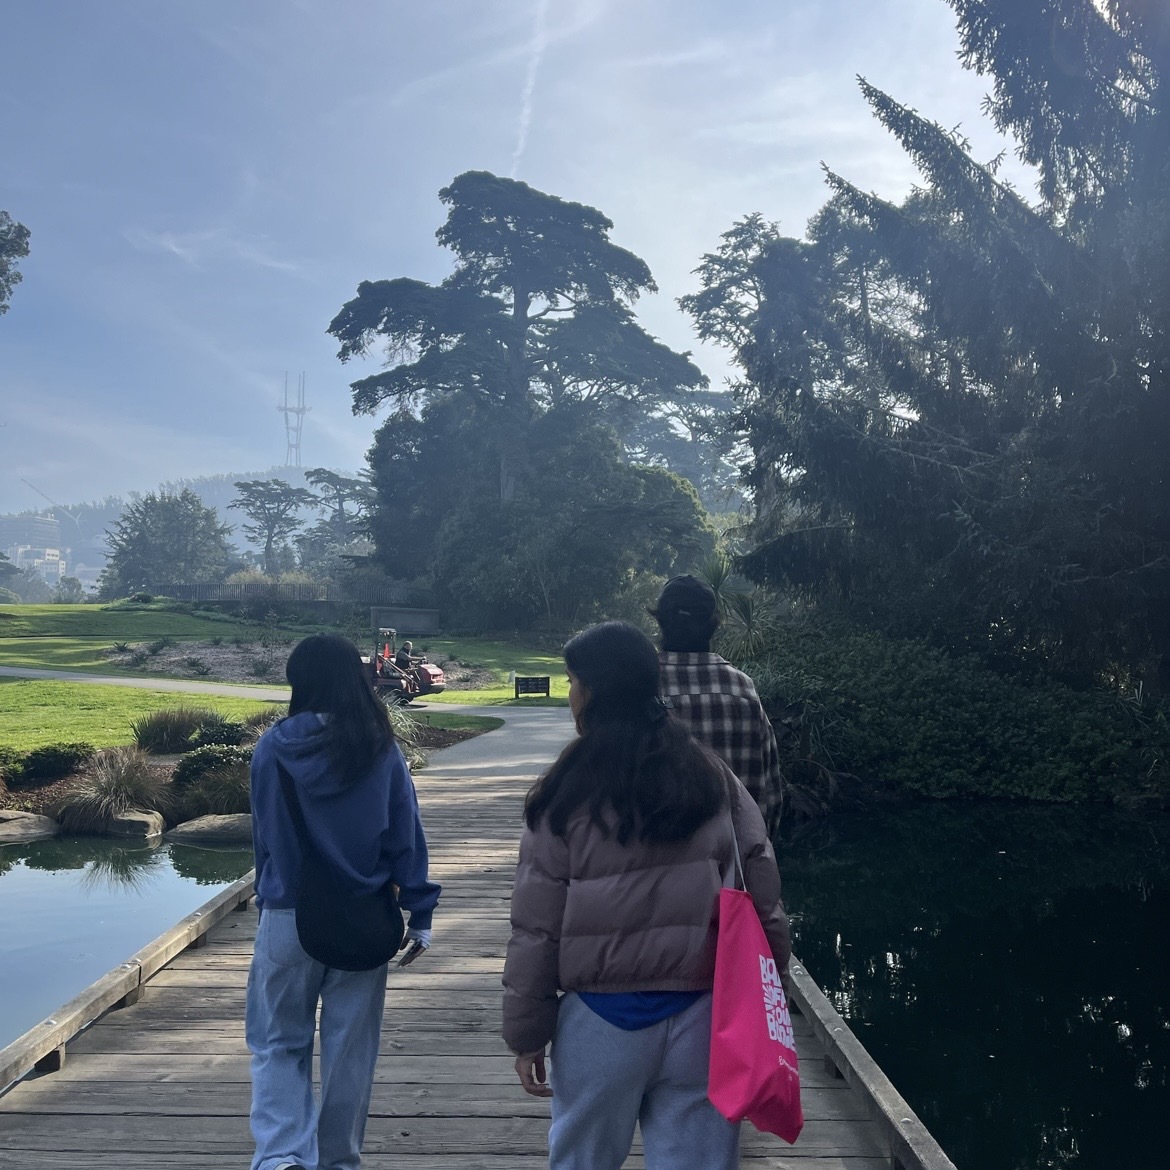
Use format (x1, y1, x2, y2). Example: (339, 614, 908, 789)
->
(746, 620, 1170, 803)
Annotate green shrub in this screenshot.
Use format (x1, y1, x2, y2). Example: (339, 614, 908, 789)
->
(132, 707, 214, 754)
(173, 745, 253, 787)
(128, 649, 148, 667)
(145, 636, 175, 656)
(55, 747, 169, 833)
(745, 618, 1170, 804)
(112, 641, 130, 653)
(173, 768, 251, 820)
(15, 742, 96, 786)
(191, 712, 248, 748)
(183, 656, 211, 676)
(170, 745, 251, 822)
(249, 657, 274, 677)
(0, 746, 23, 783)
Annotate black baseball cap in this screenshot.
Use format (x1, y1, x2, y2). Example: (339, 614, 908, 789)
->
(652, 575, 717, 619)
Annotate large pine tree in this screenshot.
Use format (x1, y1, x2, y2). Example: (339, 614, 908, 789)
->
(685, 0, 1170, 686)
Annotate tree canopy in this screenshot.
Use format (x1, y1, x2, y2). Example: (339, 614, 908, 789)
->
(100, 490, 233, 598)
(332, 173, 716, 626)
(686, 0, 1170, 687)
(230, 480, 317, 576)
(0, 210, 30, 316)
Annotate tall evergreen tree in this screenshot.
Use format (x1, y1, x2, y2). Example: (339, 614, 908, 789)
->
(230, 480, 317, 576)
(100, 491, 233, 598)
(330, 173, 715, 625)
(686, 1, 1170, 686)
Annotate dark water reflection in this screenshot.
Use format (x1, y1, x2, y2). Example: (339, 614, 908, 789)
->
(778, 805, 1169, 1170)
(0, 836, 253, 1048)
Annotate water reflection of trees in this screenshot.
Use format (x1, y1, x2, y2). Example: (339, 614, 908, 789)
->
(779, 806, 1170, 1170)
(1, 838, 253, 890)
(167, 844, 253, 885)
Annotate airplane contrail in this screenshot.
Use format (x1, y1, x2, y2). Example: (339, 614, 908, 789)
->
(510, 0, 550, 178)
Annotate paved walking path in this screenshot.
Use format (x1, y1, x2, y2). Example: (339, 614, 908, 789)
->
(0, 663, 292, 701)
(0, 700, 897, 1167)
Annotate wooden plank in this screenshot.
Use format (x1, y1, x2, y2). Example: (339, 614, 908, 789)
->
(30, 1051, 843, 1089)
(0, 1155, 889, 1170)
(0, 1079, 871, 1122)
(0, 1113, 887, 1156)
(789, 959, 957, 1170)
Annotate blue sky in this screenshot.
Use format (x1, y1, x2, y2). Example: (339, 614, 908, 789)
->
(0, 0, 1026, 512)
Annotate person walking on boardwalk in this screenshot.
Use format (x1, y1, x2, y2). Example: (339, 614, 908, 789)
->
(652, 574, 785, 834)
(503, 621, 791, 1169)
(246, 634, 441, 1170)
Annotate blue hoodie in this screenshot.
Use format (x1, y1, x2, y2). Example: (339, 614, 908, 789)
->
(250, 712, 440, 930)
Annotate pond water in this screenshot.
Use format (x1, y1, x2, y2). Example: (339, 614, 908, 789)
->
(0, 837, 253, 1050)
(779, 804, 1168, 1170)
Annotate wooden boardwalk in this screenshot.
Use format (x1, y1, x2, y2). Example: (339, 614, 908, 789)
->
(0, 767, 953, 1169)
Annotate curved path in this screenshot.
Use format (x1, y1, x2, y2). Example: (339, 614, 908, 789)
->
(0, 664, 291, 701)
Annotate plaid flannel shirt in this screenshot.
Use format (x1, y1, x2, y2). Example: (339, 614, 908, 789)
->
(658, 651, 784, 832)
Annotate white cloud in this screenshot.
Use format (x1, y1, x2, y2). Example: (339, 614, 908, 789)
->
(510, 0, 551, 178)
(123, 226, 301, 274)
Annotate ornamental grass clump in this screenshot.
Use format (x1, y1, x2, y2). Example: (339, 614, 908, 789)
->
(55, 747, 170, 834)
(386, 702, 426, 771)
(132, 706, 215, 754)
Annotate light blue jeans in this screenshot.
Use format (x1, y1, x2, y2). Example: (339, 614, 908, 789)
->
(549, 991, 741, 1169)
(246, 908, 388, 1170)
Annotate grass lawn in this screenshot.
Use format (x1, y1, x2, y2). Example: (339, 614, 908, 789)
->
(0, 603, 302, 675)
(413, 637, 570, 706)
(0, 609, 569, 706)
(411, 712, 506, 733)
(0, 678, 282, 752)
(0, 603, 247, 639)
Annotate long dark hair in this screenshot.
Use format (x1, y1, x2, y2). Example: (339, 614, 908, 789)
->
(285, 634, 394, 785)
(524, 621, 727, 844)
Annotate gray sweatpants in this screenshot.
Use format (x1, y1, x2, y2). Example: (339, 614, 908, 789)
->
(548, 991, 741, 1170)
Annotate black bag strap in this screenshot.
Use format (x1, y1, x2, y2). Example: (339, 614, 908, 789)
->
(275, 758, 317, 862)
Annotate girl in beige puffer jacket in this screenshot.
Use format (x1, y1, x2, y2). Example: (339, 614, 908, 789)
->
(503, 622, 791, 1170)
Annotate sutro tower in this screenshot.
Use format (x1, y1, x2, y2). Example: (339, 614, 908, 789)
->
(278, 372, 310, 467)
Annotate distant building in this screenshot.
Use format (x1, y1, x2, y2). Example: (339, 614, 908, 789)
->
(0, 513, 60, 549)
(6, 545, 63, 583)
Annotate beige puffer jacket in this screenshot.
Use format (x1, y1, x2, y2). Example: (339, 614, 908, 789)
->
(501, 773, 791, 1055)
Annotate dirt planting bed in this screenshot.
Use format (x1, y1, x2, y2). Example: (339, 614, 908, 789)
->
(104, 641, 498, 690)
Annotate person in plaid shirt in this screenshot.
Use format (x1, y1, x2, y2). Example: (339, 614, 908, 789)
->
(652, 575, 784, 832)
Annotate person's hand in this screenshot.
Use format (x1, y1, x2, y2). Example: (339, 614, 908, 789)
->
(515, 1049, 552, 1098)
(397, 927, 431, 967)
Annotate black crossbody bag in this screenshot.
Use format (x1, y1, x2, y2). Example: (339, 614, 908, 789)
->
(276, 759, 405, 971)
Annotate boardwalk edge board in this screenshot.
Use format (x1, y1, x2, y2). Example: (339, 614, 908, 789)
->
(0, 872, 255, 1094)
(788, 960, 958, 1170)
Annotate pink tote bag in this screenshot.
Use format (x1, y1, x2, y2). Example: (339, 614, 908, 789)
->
(708, 825, 803, 1143)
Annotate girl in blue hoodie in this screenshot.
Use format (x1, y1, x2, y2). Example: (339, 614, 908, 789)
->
(246, 634, 441, 1170)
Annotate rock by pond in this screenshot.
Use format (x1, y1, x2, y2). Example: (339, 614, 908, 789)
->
(104, 810, 165, 839)
(165, 814, 252, 845)
(0, 810, 60, 844)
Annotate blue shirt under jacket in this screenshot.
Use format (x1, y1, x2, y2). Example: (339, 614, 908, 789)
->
(250, 712, 440, 930)
(578, 991, 704, 1031)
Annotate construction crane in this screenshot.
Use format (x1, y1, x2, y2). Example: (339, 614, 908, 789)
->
(20, 479, 83, 528)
